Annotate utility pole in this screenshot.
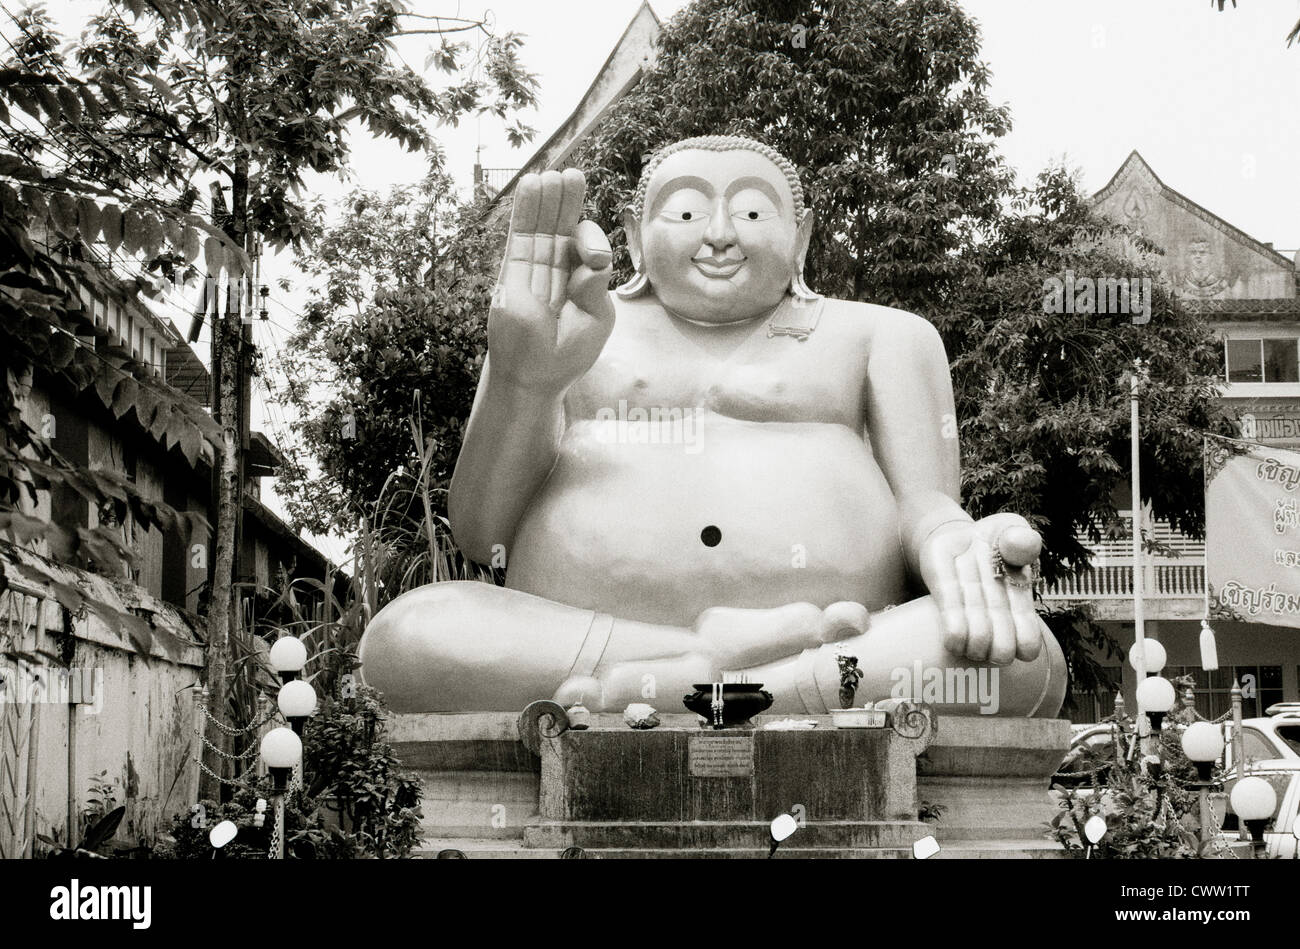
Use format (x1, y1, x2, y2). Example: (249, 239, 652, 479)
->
(198, 137, 254, 799)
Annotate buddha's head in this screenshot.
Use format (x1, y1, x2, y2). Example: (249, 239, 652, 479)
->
(618, 135, 817, 324)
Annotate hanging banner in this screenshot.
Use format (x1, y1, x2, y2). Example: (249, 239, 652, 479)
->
(1205, 434, 1300, 629)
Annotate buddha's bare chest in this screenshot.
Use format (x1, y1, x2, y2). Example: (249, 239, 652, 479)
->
(567, 308, 868, 426)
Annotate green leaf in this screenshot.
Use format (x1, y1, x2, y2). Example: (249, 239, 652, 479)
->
(77, 197, 101, 243)
(100, 203, 123, 251)
(55, 85, 83, 123)
(48, 192, 78, 234)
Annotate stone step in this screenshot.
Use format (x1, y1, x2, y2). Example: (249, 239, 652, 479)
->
(417, 770, 539, 839)
(523, 819, 928, 850)
(417, 839, 914, 858)
(932, 840, 1067, 859)
(418, 837, 560, 859)
(416, 837, 1067, 859)
(932, 824, 1053, 841)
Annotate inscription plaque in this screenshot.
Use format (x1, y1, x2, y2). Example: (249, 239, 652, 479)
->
(688, 734, 754, 777)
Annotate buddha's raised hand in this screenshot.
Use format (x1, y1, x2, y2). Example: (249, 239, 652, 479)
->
(489, 168, 615, 393)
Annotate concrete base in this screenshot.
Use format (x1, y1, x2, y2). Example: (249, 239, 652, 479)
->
(386, 711, 1073, 858)
(917, 717, 1071, 851)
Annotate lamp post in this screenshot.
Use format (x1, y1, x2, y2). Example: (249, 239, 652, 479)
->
(1181, 722, 1225, 855)
(1128, 361, 1148, 724)
(269, 635, 308, 683)
(277, 679, 317, 737)
(269, 635, 312, 793)
(1230, 776, 1277, 859)
(768, 812, 799, 859)
(260, 726, 303, 860)
(209, 819, 237, 858)
(1083, 814, 1107, 859)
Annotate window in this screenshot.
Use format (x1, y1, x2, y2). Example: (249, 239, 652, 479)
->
(1066, 667, 1121, 724)
(1239, 728, 1277, 766)
(1226, 338, 1300, 383)
(1276, 725, 1300, 757)
(1167, 665, 1284, 720)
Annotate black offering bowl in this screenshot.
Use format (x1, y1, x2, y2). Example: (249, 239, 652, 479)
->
(683, 683, 774, 729)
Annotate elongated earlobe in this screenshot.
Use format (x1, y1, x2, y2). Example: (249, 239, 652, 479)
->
(616, 208, 650, 298)
(790, 209, 820, 302)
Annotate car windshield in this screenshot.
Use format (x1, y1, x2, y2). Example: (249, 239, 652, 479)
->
(1276, 724, 1300, 756)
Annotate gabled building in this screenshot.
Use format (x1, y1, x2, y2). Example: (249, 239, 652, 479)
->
(1, 225, 345, 853)
(1044, 151, 1300, 721)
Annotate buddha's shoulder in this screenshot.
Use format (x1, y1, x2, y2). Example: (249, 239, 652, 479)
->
(819, 298, 942, 345)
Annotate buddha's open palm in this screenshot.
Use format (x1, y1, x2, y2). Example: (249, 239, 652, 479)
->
(489, 168, 615, 393)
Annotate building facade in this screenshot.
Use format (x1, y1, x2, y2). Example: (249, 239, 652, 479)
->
(1047, 151, 1300, 722)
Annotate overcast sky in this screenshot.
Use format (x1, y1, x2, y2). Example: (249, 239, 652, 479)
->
(12, 0, 1300, 563)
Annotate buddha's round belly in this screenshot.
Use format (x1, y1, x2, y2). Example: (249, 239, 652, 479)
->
(506, 415, 907, 626)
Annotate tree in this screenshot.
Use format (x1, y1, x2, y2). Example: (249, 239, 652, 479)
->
(275, 170, 502, 544)
(0, 2, 231, 657)
(571, 0, 1016, 313)
(940, 165, 1235, 581)
(1, 0, 537, 797)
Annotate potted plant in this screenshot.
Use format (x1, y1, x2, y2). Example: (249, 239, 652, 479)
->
(830, 654, 886, 727)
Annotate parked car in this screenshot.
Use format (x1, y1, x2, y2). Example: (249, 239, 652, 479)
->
(1053, 705, 1300, 855)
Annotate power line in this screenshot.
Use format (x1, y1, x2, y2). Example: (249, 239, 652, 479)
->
(0, 7, 201, 215)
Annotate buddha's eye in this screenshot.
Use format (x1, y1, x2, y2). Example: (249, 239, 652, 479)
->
(656, 188, 709, 224)
(730, 188, 779, 223)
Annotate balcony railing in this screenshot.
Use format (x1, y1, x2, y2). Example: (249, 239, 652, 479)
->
(1043, 560, 1205, 600)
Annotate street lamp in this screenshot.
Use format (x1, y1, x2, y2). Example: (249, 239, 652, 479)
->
(209, 819, 237, 857)
(260, 726, 302, 861)
(260, 726, 302, 794)
(1180, 722, 1224, 783)
(1128, 639, 1166, 674)
(1083, 814, 1107, 858)
(269, 636, 308, 682)
(1136, 675, 1176, 733)
(1181, 722, 1226, 856)
(277, 679, 317, 736)
(1230, 776, 1277, 858)
(768, 812, 799, 858)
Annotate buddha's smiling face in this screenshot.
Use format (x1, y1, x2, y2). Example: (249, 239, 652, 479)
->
(636, 148, 807, 324)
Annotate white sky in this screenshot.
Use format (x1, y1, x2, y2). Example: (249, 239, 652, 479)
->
(12, 0, 1300, 565)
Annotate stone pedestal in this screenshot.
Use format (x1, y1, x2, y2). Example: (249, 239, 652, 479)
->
(386, 711, 1073, 857)
(917, 717, 1072, 857)
(524, 715, 934, 857)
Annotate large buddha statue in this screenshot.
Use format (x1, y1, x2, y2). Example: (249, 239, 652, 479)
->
(359, 135, 1067, 717)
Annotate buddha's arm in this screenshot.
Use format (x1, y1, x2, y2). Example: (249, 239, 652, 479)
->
(862, 308, 971, 582)
(448, 357, 566, 564)
(448, 169, 614, 565)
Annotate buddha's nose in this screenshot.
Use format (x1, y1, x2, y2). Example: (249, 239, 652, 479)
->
(702, 198, 737, 250)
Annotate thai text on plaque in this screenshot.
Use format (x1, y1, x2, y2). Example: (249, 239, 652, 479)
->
(688, 734, 755, 777)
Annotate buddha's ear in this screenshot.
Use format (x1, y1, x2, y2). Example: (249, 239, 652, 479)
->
(622, 208, 644, 273)
(793, 208, 815, 273)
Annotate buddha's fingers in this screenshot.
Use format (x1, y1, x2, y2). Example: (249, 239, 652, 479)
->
(975, 539, 1017, 666)
(954, 546, 991, 661)
(1008, 577, 1044, 662)
(530, 170, 565, 303)
(501, 174, 542, 296)
(562, 220, 615, 326)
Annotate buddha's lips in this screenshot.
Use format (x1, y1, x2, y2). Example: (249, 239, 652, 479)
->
(691, 254, 745, 278)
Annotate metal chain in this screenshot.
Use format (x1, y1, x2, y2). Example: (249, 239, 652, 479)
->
(196, 703, 279, 736)
(269, 801, 282, 860)
(1163, 792, 1239, 860)
(193, 726, 264, 761)
(195, 758, 263, 792)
